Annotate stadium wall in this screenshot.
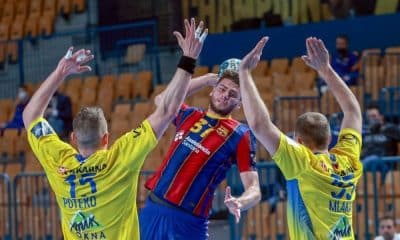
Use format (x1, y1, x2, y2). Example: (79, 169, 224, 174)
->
(200, 13, 400, 66)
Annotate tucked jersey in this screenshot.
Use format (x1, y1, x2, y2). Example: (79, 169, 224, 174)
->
(145, 104, 257, 218)
(27, 117, 157, 240)
(273, 128, 362, 240)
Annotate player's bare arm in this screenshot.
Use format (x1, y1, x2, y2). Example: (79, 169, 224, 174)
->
(154, 73, 218, 106)
(302, 37, 362, 133)
(238, 37, 281, 156)
(147, 18, 208, 139)
(224, 171, 261, 223)
(23, 48, 94, 128)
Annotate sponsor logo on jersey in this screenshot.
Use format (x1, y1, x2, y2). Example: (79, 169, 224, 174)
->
(132, 123, 146, 138)
(182, 136, 211, 155)
(58, 166, 68, 175)
(70, 210, 106, 239)
(216, 126, 229, 137)
(174, 130, 184, 142)
(328, 216, 352, 239)
(31, 121, 54, 138)
(67, 164, 107, 175)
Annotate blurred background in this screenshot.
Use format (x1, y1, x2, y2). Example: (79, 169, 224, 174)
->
(0, 0, 400, 239)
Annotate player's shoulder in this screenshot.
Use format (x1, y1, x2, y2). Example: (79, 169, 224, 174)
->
(221, 119, 253, 137)
(180, 105, 204, 118)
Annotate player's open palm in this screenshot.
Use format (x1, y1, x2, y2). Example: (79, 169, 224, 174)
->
(224, 186, 242, 223)
(57, 47, 94, 77)
(174, 18, 208, 60)
(239, 37, 269, 71)
(301, 37, 330, 72)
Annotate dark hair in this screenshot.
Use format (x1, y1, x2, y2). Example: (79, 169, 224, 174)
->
(337, 34, 349, 42)
(380, 215, 396, 226)
(19, 84, 28, 90)
(295, 112, 331, 149)
(367, 101, 381, 112)
(218, 70, 239, 86)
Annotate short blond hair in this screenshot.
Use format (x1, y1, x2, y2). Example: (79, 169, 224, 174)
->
(72, 107, 108, 148)
(295, 112, 330, 149)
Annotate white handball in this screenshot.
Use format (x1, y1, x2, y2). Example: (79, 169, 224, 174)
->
(218, 58, 241, 77)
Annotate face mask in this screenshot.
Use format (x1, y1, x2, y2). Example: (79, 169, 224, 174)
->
(337, 48, 348, 56)
(368, 119, 381, 133)
(18, 90, 27, 100)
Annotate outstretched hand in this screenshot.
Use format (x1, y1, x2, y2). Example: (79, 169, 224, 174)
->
(57, 47, 94, 77)
(301, 37, 330, 73)
(239, 37, 269, 71)
(224, 186, 242, 223)
(173, 18, 208, 60)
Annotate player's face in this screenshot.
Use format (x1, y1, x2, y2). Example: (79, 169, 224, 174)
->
(367, 108, 384, 125)
(379, 219, 396, 239)
(209, 78, 241, 116)
(336, 38, 348, 51)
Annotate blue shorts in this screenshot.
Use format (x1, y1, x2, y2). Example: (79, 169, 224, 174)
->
(139, 197, 209, 240)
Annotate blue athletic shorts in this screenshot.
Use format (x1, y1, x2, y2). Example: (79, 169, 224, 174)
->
(139, 197, 209, 240)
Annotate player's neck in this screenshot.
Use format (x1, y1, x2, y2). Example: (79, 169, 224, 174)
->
(311, 148, 329, 155)
(206, 107, 231, 119)
(78, 148, 98, 158)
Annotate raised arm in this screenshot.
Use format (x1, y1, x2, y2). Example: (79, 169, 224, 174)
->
(23, 48, 94, 128)
(154, 73, 218, 107)
(147, 18, 208, 139)
(238, 37, 281, 155)
(302, 37, 362, 133)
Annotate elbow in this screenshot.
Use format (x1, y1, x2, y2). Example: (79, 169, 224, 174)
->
(249, 120, 269, 137)
(154, 94, 163, 107)
(245, 115, 263, 133)
(159, 104, 179, 122)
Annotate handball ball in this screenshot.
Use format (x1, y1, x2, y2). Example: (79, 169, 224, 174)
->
(218, 58, 241, 77)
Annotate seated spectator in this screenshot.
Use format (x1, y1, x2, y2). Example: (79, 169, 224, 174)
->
(331, 34, 360, 86)
(362, 102, 400, 177)
(375, 216, 400, 240)
(0, 85, 30, 131)
(44, 91, 72, 139)
(363, 102, 400, 158)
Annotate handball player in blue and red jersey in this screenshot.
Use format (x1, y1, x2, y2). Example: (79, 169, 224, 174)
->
(140, 57, 262, 239)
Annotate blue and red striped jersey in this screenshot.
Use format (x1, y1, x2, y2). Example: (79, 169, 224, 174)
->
(145, 104, 257, 218)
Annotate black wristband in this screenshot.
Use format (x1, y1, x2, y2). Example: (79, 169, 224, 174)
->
(177, 56, 196, 74)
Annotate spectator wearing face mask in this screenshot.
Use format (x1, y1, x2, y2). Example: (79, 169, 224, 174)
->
(375, 216, 400, 240)
(332, 34, 360, 85)
(362, 102, 400, 177)
(44, 91, 72, 139)
(318, 35, 360, 93)
(0, 85, 30, 131)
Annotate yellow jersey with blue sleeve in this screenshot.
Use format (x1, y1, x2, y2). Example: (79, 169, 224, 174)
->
(27, 117, 157, 240)
(272, 128, 362, 240)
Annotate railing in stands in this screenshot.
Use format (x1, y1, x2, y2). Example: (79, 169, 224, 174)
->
(0, 19, 161, 99)
(0, 173, 12, 240)
(362, 51, 400, 107)
(1, 156, 400, 239)
(273, 96, 321, 133)
(229, 156, 400, 240)
(379, 87, 400, 123)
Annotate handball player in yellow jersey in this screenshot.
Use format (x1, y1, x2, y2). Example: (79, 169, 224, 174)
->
(239, 37, 362, 239)
(23, 18, 208, 239)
